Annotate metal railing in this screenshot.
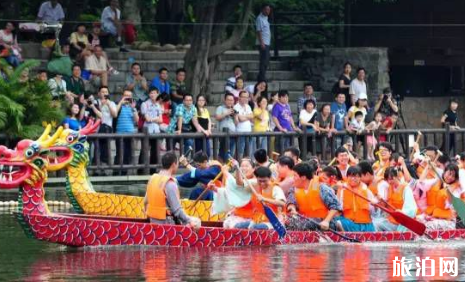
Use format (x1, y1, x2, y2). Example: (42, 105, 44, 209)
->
(0, 124, 463, 175)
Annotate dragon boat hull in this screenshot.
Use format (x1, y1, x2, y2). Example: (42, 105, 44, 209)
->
(18, 212, 465, 247)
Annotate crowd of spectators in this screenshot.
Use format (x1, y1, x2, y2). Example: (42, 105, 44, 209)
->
(0, 0, 461, 174)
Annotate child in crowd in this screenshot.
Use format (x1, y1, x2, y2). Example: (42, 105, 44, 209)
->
(156, 92, 172, 150)
(348, 111, 365, 134)
(365, 112, 383, 161)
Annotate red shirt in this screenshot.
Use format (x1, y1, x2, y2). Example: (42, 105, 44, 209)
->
(161, 102, 171, 125)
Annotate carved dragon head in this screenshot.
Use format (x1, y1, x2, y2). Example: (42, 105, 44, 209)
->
(0, 125, 63, 189)
(47, 119, 101, 172)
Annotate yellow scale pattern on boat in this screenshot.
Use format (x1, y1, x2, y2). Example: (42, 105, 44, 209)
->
(68, 164, 225, 220)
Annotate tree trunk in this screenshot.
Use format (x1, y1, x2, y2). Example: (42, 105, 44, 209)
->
(156, 0, 185, 45)
(122, 0, 142, 25)
(184, 0, 253, 98)
(184, 1, 216, 97)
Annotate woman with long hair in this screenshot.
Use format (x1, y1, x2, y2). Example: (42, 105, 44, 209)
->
(195, 94, 212, 157)
(63, 103, 85, 130)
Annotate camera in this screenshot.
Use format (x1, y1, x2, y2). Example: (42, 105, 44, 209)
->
(231, 109, 239, 116)
(126, 98, 133, 103)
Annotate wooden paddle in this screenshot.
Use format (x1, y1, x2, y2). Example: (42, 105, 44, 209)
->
(409, 131, 422, 161)
(235, 163, 287, 239)
(188, 159, 232, 211)
(427, 160, 465, 221)
(342, 185, 427, 236)
(295, 215, 360, 243)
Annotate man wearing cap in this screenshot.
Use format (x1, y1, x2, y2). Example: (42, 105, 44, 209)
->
(349, 67, 368, 107)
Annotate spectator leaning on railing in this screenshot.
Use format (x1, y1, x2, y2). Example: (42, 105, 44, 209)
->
(253, 96, 270, 151)
(272, 90, 301, 150)
(141, 88, 163, 167)
(168, 93, 205, 155)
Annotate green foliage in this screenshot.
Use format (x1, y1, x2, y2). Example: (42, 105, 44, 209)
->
(0, 60, 65, 139)
(78, 14, 100, 23)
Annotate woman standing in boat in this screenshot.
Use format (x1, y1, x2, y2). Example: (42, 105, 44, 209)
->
(209, 160, 286, 230)
(373, 168, 417, 231)
(336, 166, 378, 232)
(286, 163, 342, 231)
(144, 152, 201, 228)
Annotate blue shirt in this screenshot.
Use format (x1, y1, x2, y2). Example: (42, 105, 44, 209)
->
(150, 76, 171, 94)
(256, 13, 271, 46)
(330, 102, 347, 131)
(63, 117, 84, 131)
(116, 105, 136, 133)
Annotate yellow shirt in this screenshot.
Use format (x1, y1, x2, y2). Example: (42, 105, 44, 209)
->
(70, 32, 89, 46)
(195, 107, 210, 119)
(253, 108, 270, 132)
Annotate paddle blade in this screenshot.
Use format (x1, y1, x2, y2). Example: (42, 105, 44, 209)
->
(391, 211, 426, 236)
(262, 203, 287, 239)
(447, 190, 465, 220)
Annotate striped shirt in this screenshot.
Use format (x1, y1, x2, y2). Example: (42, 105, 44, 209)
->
(116, 105, 136, 133)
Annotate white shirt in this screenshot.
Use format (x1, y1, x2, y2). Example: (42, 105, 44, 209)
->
(299, 109, 317, 124)
(234, 103, 252, 132)
(97, 99, 116, 127)
(101, 6, 121, 34)
(349, 79, 367, 101)
(350, 118, 365, 132)
(37, 1, 65, 23)
(256, 13, 271, 45)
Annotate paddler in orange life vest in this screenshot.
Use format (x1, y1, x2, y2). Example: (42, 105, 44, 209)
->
(411, 146, 445, 215)
(144, 152, 201, 228)
(372, 167, 417, 232)
(286, 163, 342, 231)
(372, 142, 393, 179)
(336, 166, 378, 232)
(217, 166, 286, 230)
(419, 163, 463, 230)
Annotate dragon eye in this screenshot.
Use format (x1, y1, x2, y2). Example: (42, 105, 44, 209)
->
(66, 135, 75, 143)
(25, 148, 35, 158)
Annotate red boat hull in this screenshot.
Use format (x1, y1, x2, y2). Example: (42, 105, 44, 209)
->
(21, 213, 465, 247)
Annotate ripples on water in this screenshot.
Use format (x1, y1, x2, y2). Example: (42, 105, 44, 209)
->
(1, 208, 465, 281)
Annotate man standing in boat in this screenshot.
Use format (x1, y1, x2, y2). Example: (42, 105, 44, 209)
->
(144, 152, 201, 228)
(286, 163, 342, 231)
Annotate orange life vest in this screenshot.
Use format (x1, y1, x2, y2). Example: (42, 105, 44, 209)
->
(387, 183, 406, 224)
(295, 179, 329, 219)
(339, 185, 372, 224)
(234, 186, 279, 223)
(431, 182, 461, 220)
(145, 174, 177, 220)
(368, 182, 378, 197)
(416, 165, 442, 215)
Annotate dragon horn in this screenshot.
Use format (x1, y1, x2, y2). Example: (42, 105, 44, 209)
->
(39, 126, 64, 148)
(80, 119, 101, 136)
(37, 124, 52, 142)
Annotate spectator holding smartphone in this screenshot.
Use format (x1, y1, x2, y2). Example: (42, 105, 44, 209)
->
(114, 90, 139, 175)
(95, 86, 117, 173)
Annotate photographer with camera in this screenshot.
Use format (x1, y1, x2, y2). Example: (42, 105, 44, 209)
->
(215, 93, 237, 161)
(374, 87, 399, 118)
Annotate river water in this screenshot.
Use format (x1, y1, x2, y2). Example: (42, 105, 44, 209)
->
(1, 192, 465, 281)
(2, 210, 465, 282)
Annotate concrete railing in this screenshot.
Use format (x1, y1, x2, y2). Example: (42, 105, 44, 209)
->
(0, 124, 462, 175)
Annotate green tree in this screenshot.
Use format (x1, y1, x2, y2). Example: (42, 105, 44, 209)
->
(0, 60, 65, 139)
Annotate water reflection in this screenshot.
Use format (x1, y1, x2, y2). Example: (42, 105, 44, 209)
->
(1, 213, 465, 281)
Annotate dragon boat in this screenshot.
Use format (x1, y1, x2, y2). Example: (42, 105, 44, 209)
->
(2, 126, 465, 248)
(44, 121, 224, 221)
